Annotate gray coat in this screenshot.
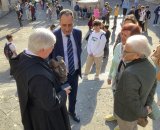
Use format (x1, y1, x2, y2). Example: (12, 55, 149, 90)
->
(114, 58, 157, 121)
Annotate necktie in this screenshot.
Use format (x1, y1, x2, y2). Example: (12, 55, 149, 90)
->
(67, 35, 75, 75)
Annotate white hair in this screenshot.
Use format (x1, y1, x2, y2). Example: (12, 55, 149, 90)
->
(126, 35, 151, 57)
(28, 28, 56, 53)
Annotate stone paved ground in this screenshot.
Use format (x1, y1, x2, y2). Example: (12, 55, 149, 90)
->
(0, 0, 160, 130)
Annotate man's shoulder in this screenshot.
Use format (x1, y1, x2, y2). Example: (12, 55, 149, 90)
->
(53, 28, 61, 34)
(73, 28, 82, 34)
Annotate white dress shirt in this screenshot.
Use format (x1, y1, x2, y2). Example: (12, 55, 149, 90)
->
(61, 31, 79, 72)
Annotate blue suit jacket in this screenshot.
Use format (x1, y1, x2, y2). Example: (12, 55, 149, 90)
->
(50, 28, 82, 77)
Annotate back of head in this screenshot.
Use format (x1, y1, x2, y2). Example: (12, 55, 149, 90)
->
(28, 28, 56, 53)
(126, 35, 151, 58)
(123, 14, 138, 24)
(93, 19, 102, 26)
(122, 23, 141, 36)
(6, 34, 13, 41)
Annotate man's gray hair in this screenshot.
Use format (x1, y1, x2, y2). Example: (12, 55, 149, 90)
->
(28, 28, 56, 53)
(59, 9, 74, 19)
(126, 35, 151, 58)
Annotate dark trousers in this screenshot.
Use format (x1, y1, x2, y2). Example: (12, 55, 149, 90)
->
(102, 15, 110, 24)
(68, 70, 79, 114)
(123, 8, 127, 16)
(31, 13, 36, 21)
(18, 18, 23, 27)
(153, 14, 159, 24)
(139, 21, 145, 31)
(113, 16, 118, 26)
(104, 44, 109, 58)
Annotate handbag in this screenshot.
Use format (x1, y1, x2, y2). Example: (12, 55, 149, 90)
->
(148, 100, 160, 120)
(137, 117, 148, 127)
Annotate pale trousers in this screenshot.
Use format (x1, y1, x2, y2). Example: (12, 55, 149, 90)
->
(84, 55, 103, 76)
(115, 114, 138, 130)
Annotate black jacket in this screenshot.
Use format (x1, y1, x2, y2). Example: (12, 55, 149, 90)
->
(10, 52, 71, 130)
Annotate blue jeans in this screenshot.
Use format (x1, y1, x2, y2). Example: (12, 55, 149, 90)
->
(153, 14, 159, 24)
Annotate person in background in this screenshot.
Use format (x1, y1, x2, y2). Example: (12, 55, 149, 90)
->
(4, 34, 17, 76)
(113, 14, 138, 51)
(112, 4, 119, 29)
(134, 4, 141, 22)
(87, 7, 92, 18)
(127, 6, 135, 15)
(93, 5, 100, 19)
(46, 5, 52, 21)
(50, 24, 56, 32)
(10, 28, 71, 130)
(16, 6, 23, 27)
(30, 3, 36, 21)
(103, 24, 111, 59)
(74, 2, 80, 21)
(104, 2, 112, 25)
(122, 0, 130, 18)
(82, 6, 87, 19)
(102, 4, 108, 24)
(134, 0, 139, 8)
(84, 20, 106, 80)
(114, 35, 156, 130)
(24, 2, 30, 20)
(88, 15, 95, 30)
(151, 43, 160, 107)
(139, 6, 146, 32)
(153, 3, 160, 26)
(49, 9, 82, 123)
(144, 5, 151, 32)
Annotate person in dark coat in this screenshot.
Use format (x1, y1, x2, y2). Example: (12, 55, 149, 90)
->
(114, 35, 157, 130)
(10, 28, 71, 130)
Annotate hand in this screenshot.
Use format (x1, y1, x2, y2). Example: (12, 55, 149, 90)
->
(107, 79, 111, 85)
(64, 86, 71, 95)
(146, 106, 152, 114)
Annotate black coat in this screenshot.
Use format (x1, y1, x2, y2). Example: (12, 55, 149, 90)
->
(10, 52, 71, 130)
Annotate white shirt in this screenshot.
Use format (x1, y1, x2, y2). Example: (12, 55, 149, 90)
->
(7, 42, 17, 58)
(87, 30, 106, 57)
(24, 49, 37, 56)
(61, 31, 79, 71)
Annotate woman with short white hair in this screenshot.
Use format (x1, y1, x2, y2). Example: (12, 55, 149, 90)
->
(10, 28, 71, 130)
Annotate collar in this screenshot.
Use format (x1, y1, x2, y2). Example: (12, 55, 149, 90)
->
(61, 30, 73, 38)
(126, 58, 147, 68)
(24, 49, 37, 56)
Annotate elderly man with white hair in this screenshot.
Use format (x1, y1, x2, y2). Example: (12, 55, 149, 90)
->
(114, 35, 157, 130)
(10, 28, 71, 130)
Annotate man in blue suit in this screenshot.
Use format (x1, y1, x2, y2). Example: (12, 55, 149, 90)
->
(50, 9, 82, 123)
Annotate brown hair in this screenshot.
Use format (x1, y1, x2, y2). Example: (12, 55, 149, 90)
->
(121, 23, 141, 35)
(6, 34, 13, 41)
(123, 14, 137, 24)
(93, 19, 102, 26)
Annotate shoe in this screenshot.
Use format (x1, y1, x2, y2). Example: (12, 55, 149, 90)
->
(105, 114, 116, 121)
(83, 75, 88, 80)
(69, 112, 80, 123)
(114, 125, 119, 130)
